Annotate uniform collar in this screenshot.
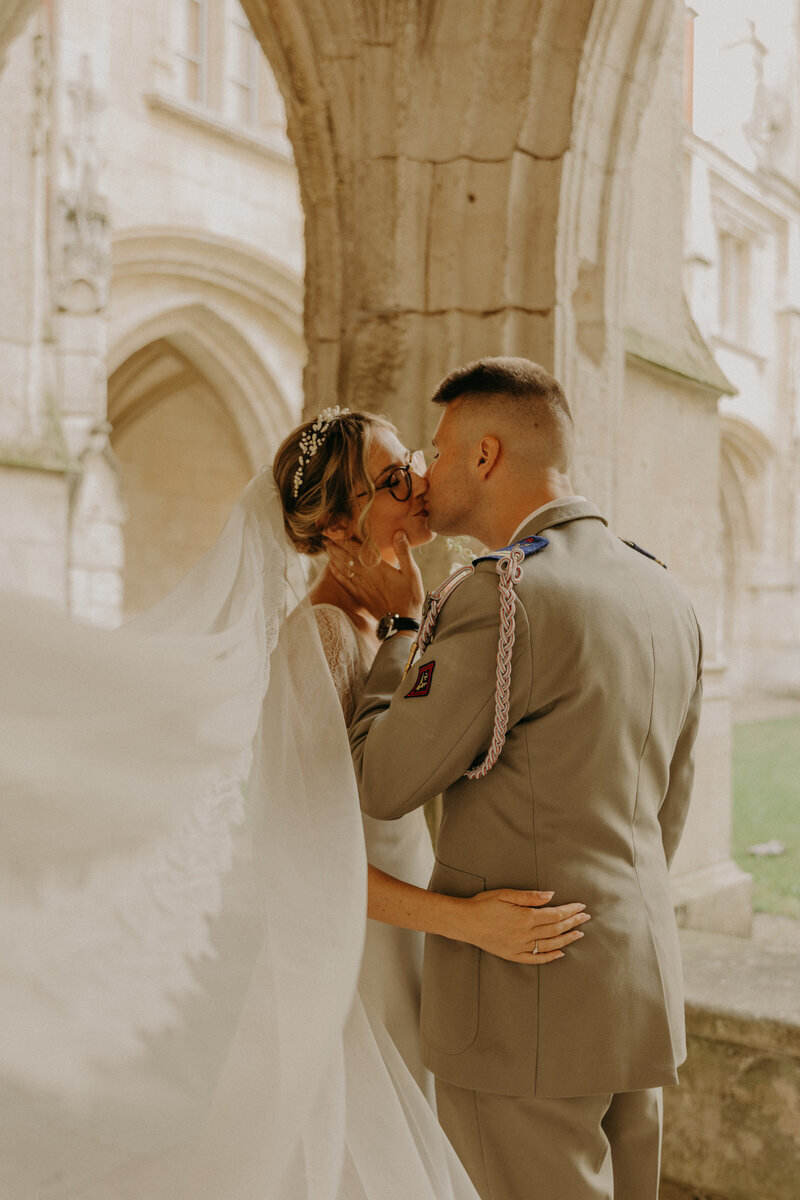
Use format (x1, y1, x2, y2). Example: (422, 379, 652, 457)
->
(510, 496, 607, 541)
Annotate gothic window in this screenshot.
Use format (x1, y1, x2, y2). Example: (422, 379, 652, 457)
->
(224, 0, 259, 125)
(175, 0, 208, 105)
(718, 231, 752, 346)
(170, 0, 280, 135)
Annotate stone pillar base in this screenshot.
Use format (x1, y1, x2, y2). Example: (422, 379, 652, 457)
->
(671, 859, 753, 937)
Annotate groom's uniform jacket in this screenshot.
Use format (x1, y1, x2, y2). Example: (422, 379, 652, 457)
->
(349, 498, 703, 1100)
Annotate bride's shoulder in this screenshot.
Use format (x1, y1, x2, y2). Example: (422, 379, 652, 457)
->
(313, 602, 356, 637)
(312, 603, 361, 660)
(312, 604, 368, 719)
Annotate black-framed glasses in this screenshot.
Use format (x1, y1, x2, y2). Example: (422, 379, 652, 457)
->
(358, 450, 426, 503)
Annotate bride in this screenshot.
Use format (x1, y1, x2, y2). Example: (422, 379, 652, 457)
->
(0, 406, 585, 1200)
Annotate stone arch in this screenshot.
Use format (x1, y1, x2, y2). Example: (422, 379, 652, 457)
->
(107, 229, 305, 614)
(108, 334, 255, 618)
(110, 228, 305, 460)
(718, 414, 773, 659)
(555, 0, 674, 389)
(719, 413, 772, 568)
(240, 0, 670, 432)
(110, 302, 288, 470)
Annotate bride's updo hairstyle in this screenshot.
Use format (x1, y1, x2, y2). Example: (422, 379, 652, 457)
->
(274, 409, 396, 559)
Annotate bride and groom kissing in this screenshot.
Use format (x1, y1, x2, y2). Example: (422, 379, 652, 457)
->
(0, 354, 700, 1200)
(276, 355, 703, 1200)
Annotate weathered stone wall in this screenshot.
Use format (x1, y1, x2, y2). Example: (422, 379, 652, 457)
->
(661, 930, 800, 1200)
(618, 2, 751, 931)
(0, 7, 74, 605)
(684, 0, 800, 706)
(0, 466, 70, 603)
(0, 0, 308, 618)
(241, 0, 595, 430)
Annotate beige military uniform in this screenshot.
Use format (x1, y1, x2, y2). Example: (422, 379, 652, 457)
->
(349, 499, 702, 1200)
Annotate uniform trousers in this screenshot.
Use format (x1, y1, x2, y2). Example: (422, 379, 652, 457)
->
(435, 1078, 663, 1200)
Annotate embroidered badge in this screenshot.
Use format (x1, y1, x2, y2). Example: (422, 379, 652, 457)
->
(405, 661, 435, 698)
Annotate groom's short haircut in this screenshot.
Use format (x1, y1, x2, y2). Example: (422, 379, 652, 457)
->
(430, 356, 574, 472)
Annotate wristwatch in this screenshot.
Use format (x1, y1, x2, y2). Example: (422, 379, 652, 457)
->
(376, 613, 421, 641)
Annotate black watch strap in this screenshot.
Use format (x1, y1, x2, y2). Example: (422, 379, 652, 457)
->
(377, 613, 421, 640)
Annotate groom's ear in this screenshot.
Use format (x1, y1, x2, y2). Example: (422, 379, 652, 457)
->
(476, 435, 501, 480)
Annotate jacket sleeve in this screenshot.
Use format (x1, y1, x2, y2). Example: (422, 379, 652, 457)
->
(659, 619, 703, 868)
(348, 568, 531, 820)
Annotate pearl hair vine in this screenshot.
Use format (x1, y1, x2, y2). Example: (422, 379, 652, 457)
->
(292, 406, 350, 498)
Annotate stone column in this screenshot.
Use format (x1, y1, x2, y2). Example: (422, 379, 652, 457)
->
(0, 8, 73, 603)
(51, 0, 125, 622)
(242, 0, 594, 433)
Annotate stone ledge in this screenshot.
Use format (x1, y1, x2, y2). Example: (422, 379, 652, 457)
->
(661, 929, 800, 1200)
(672, 860, 753, 938)
(144, 90, 293, 164)
(0, 448, 77, 474)
(625, 303, 736, 398)
(681, 929, 800, 1057)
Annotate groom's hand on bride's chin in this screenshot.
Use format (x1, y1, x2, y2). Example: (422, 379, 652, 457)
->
(325, 534, 424, 621)
(455, 889, 592, 965)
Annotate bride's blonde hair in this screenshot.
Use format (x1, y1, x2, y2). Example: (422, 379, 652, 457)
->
(273, 410, 396, 558)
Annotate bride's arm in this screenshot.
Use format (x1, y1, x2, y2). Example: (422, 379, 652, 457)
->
(367, 864, 590, 965)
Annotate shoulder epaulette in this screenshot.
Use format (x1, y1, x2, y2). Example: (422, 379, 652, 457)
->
(473, 534, 550, 566)
(621, 539, 667, 570)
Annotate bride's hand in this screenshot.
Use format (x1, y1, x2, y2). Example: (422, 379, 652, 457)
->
(453, 890, 591, 964)
(326, 532, 425, 623)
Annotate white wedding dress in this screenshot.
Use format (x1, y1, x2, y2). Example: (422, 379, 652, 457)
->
(0, 471, 477, 1200)
(314, 604, 435, 1101)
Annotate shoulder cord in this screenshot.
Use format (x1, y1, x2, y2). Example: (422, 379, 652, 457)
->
(416, 564, 474, 656)
(464, 547, 525, 779)
(415, 547, 526, 780)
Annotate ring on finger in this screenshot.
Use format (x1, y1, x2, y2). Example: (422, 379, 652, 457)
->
(534, 940, 539, 956)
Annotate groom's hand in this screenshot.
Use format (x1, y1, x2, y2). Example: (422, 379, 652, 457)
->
(457, 890, 591, 964)
(325, 532, 424, 623)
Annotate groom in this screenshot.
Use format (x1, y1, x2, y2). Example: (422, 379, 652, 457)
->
(347, 357, 702, 1200)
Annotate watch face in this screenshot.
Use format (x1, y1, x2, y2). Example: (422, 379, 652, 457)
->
(377, 614, 395, 640)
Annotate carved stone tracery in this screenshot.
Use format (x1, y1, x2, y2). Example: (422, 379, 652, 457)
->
(56, 55, 110, 313)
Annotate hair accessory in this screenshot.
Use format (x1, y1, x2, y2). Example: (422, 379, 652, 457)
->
(292, 406, 350, 498)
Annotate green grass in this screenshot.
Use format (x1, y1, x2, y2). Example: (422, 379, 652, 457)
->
(732, 716, 800, 919)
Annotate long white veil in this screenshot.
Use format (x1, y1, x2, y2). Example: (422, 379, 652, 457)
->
(0, 469, 477, 1199)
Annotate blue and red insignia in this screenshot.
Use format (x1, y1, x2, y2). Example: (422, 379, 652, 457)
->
(473, 534, 549, 565)
(405, 661, 435, 698)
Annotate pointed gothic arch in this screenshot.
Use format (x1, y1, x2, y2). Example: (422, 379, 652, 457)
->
(110, 228, 305, 461)
(719, 412, 773, 585)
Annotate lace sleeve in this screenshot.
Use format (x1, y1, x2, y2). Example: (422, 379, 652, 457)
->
(313, 605, 364, 724)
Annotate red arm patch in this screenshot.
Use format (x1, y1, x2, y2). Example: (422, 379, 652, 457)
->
(404, 661, 435, 698)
